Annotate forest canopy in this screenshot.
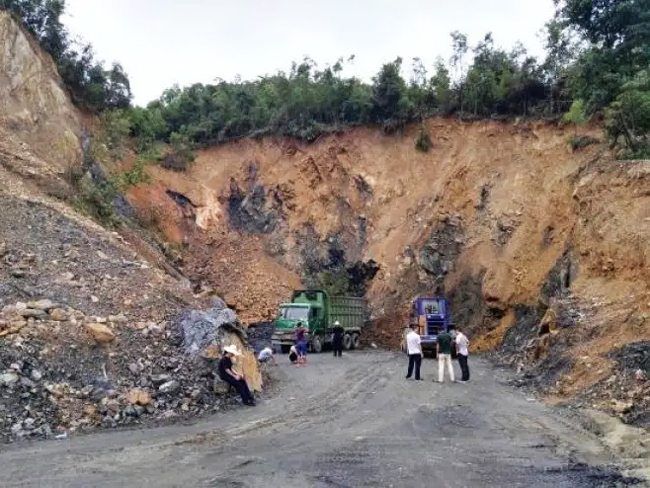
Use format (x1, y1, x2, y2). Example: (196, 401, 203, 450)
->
(2, 0, 648, 157)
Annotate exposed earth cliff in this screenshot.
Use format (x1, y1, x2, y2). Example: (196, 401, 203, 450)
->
(131, 120, 650, 428)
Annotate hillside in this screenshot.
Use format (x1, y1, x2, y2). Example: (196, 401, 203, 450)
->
(126, 119, 650, 426)
(0, 11, 262, 443)
(1, 4, 650, 441)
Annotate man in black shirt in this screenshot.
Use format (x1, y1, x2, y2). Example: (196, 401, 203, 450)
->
(436, 330, 455, 383)
(332, 321, 344, 357)
(218, 345, 255, 406)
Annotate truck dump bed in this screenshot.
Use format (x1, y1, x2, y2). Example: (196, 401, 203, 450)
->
(330, 296, 368, 330)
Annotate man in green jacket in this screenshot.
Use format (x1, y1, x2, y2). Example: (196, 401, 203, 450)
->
(436, 329, 455, 383)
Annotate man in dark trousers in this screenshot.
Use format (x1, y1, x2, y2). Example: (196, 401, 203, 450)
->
(332, 320, 344, 357)
(454, 329, 470, 382)
(405, 323, 423, 380)
(218, 345, 255, 406)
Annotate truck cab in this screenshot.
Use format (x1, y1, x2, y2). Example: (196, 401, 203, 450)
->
(403, 295, 453, 356)
(273, 303, 315, 353)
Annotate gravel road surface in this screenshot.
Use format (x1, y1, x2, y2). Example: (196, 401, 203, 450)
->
(0, 352, 643, 487)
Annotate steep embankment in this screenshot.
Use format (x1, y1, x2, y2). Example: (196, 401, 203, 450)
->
(135, 120, 650, 426)
(0, 11, 262, 443)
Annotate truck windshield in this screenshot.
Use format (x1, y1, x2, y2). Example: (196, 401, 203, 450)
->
(422, 300, 441, 314)
(279, 307, 309, 320)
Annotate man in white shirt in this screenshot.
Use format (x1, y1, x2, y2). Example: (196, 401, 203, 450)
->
(405, 323, 423, 380)
(454, 330, 470, 382)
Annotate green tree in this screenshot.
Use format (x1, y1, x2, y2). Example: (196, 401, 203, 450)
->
(431, 57, 452, 113)
(605, 71, 650, 157)
(371, 57, 410, 127)
(554, 0, 650, 113)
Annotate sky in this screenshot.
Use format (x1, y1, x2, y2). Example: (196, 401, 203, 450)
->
(62, 0, 556, 106)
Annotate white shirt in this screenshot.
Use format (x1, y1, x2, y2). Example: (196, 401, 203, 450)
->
(406, 330, 422, 355)
(455, 332, 469, 356)
(258, 347, 273, 361)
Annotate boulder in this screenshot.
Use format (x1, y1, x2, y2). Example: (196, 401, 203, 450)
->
(158, 380, 181, 394)
(539, 308, 558, 336)
(127, 389, 152, 406)
(20, 308, 47, 319)
(611, 399, 633, 415)
(48, 309, 68, 321)
(0, 372, 19, 386)
(85, 323, 116, 344)
(27, 299, 56, 311)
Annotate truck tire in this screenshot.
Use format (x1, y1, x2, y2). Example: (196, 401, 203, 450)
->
(343, 333, 352, 351)
(312, 336, 323, 353)
(351, 333, 360, 350)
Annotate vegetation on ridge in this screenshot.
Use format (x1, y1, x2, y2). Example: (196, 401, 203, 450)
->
(2, 0, 649, 158)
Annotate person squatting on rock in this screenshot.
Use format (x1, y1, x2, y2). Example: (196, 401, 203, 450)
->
(288, 344, 298, 364)
(436, 329, 455, 383)
(454, 329, 470, 382)
(295, 322, 308, 364)
(218, 345, 256, 406)
(258, 346, 276, 366)
(405, 323, 423, 380)
(332, 321, 344, 358)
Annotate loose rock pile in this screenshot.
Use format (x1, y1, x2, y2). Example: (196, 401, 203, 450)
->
(0, 296, 261, 442)
(0, 198, 263, 443)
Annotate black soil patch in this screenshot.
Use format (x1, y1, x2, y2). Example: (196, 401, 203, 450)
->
(500, 305, 545, 358)
(418, 218, 464, 280)
(446, 272, 485, 334)
(541, 248, 578, 304)
(227, 177, 280, 234)
(298, 227, 379, 297)
(614, 341, 650, 374)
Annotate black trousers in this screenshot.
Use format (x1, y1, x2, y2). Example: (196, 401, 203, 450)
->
(333, 337, 343, 357)
(406, 354, 422, 380)
(222, 375, 254, 404)
(458, 354, 470, 381)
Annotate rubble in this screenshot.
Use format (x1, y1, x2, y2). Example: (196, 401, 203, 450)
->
(0, 197, 263, 443)
(84, 322, 116, 343)
(0, 295, 262, 442)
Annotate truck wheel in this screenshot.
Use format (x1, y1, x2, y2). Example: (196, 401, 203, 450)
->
(312, 336, 323, 353)
(351, 333, 360, 350)
(343, 333, 352, 351)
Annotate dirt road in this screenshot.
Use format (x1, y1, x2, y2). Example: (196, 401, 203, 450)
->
(0, 352, 643, 487)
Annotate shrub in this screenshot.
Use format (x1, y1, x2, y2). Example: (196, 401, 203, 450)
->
(415, 127, 432, 152)
(567, 135, 598, 151)
(116, 159, 150, 190)
(72, 177, 120, 228)
(92, 109, 132, 162)
(160, 153, 191, 172)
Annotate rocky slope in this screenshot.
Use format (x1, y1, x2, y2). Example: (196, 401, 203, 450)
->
(0, 12, 262, 443)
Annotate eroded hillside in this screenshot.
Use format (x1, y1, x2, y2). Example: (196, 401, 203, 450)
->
(0, 12, 263, 442)
(128, 120, 650, 426)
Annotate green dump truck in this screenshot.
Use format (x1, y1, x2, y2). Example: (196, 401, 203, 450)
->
(272, 289, 369, 353)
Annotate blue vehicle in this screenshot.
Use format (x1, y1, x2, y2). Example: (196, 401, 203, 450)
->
(401, 295, 454, 357)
